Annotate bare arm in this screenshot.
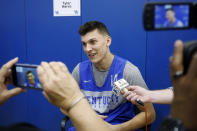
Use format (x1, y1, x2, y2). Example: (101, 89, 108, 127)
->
(123, 86, 174, 104)
(147, 88, 173, 104)
(67, 98, 110, 131)
(108, 103, 155, 131)
(37, 62, 110, 131)
(116, 62, 155, 130)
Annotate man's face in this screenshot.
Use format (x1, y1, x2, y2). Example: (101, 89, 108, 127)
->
(81, 29, 111, 64)
(166, 10, 175, 23)
(27, 72, 35, 84)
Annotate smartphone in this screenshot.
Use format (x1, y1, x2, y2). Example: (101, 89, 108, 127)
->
(143, 2, 197, 30)
(12, 64, 42, 90)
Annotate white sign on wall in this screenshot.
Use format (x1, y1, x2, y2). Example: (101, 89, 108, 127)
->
(53, 0, 81, 16)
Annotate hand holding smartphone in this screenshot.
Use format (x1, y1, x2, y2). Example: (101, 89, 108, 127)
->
(12, 64, 42, 90)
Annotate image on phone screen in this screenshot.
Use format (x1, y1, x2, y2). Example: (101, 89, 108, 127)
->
(12, 64, 42, 90)
(155, 4, 190, 29)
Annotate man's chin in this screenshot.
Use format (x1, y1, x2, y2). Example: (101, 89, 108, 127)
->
(90, 60, 97, 64)
(89, 59, 98, 64)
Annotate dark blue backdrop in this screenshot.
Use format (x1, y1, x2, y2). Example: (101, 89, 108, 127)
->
(0, 0, 197, 131)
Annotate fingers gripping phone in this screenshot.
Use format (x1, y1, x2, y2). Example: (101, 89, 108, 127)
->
(12, 64, 42, 90)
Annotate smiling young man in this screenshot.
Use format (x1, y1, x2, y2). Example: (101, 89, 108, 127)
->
(25, 71, 41, 89)
(71, 21, 155, 131)
(164, 8, 184, 28)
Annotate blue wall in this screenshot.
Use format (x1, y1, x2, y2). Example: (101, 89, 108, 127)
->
(0, 0, 197, 131)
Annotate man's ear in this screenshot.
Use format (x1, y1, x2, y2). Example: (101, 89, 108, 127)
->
(106, 36, 112, 47)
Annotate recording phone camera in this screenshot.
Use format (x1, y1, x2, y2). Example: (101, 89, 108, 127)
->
(143, 2, 197, 30)
(12, 64, 42, 90)
(183, 40, 197, 74)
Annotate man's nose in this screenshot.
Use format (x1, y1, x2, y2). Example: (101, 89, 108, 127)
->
(85, 44, 92, 52)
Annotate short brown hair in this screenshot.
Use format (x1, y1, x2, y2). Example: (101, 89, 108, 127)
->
(78, 21, 110, 36)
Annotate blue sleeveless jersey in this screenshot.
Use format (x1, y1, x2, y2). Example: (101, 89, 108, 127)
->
(79, 55, 135, 124)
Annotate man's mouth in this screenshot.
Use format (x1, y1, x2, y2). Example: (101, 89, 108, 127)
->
(88, 53, 96, 57)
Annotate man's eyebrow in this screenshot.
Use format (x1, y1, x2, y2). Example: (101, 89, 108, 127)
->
(81, 38, 97, 43)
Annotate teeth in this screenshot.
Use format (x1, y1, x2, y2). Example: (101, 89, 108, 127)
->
(89, 54, 95, 56)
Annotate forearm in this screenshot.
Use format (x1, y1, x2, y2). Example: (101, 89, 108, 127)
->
(118, 103, 155, 131)
(119, 113, 147, 131)
(149, 89, 173, 104)
(66, 98, 110, 131)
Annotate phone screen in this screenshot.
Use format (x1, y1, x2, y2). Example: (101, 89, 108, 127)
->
(12, 64, 42, 90)
(154, 4, 190, 29)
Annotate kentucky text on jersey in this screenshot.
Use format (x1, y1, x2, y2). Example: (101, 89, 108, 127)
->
(82, 90, 126, 113)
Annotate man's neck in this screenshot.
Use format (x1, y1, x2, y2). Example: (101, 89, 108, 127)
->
(30, 80, 35, 85)
(95, 53, 114, 71)
(171, 18, 176, 24)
